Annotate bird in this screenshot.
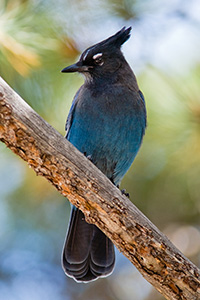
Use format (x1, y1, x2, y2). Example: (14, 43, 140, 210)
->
(61, 26, 146, 282)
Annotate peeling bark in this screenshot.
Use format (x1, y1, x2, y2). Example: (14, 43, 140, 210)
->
(0, 77, 199, 300)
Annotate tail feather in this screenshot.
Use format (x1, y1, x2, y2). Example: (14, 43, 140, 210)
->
(62, 206, 115, 282)
(63, 207, 91, 264)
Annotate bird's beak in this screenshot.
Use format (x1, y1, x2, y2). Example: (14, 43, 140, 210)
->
(61, 62, 90, 73)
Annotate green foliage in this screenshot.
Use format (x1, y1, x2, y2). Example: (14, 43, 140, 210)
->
(0, 0, 81, 129)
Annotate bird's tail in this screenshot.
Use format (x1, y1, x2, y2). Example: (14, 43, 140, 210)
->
(62, 206, 115, 282)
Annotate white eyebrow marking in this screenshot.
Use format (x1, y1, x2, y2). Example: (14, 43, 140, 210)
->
(82, 49, 90, 61)
(82, 45, 97, 61)
(93, 53, 103, 60)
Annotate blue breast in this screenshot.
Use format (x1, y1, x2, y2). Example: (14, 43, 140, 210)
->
(66, 84, 146, 185)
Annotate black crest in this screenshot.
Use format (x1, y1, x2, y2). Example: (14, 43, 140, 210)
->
(80, 27, 132, 63)
(99, 26, 132, 49)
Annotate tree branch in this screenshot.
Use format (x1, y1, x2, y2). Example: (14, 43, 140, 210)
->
(0, 77, 199, 300)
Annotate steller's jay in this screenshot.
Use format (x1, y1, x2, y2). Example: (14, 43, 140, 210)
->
(61, 27, 146, 282)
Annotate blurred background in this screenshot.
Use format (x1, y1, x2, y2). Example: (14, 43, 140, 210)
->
(0, 0, 200, 299)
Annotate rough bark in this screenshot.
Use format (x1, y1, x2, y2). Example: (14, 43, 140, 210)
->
(0, 77, 199, 300)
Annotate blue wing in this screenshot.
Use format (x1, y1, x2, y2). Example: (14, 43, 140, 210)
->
(65, 88, 81, 139)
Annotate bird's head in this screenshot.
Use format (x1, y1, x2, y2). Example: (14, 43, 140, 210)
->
(61, 27, 131, 79)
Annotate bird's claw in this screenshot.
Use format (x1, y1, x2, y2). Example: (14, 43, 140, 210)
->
(84, 152, 93, 162)
(120, 189, 130, 198)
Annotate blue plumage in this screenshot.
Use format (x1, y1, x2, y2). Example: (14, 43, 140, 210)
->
(61, 27, 146, 282)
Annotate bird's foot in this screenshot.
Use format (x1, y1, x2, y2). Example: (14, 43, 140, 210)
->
(116, 185, 129, 198)
(84, 152, 93, 162)
(121, 189, 130, 198)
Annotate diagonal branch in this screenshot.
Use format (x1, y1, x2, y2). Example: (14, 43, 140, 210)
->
(0, 76, 199, 300)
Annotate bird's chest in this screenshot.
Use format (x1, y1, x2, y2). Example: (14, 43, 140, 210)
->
(79, 97, 120, 124)
(67, 86, 145, 183)
(76, 87, 133, 129)
(69, 89, 139, 152)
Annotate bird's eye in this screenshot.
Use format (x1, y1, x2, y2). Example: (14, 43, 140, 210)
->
(95, 57, 104, 66)
(93, 53, 104, 66)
